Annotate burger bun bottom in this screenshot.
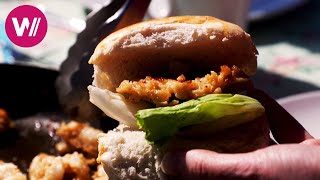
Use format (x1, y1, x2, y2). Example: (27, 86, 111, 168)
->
(165, 114, 269, 153)
(98, 115, 269, 180)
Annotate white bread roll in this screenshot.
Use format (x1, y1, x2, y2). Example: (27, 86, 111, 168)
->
(88, 16, 258, 128)
(98, 115, 269, 180)
(97, 125, 164, 180)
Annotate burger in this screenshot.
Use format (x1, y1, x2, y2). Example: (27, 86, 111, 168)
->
(88, 16, 269, 179)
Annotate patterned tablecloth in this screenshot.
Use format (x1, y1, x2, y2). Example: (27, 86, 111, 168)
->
(247, 0, 320, 98)
(1, 0, 320, 99)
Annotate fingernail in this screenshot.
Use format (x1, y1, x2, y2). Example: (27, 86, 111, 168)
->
(161, 152, 185, 176)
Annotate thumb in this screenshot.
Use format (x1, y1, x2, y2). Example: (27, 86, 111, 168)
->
(161, 149, 259, 180)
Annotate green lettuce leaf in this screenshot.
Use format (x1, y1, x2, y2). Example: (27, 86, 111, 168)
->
(136, 94, 265, 144)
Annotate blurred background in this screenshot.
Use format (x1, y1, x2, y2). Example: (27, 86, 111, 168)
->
(1, 0, 319, 96)
(0, 0, 320, 135)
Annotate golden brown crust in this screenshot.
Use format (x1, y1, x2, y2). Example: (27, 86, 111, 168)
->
(92, 16, 248, 47)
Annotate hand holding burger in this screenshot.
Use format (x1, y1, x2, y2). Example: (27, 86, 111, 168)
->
(88, 16, 270, 179)
(161, 89, 319, 180)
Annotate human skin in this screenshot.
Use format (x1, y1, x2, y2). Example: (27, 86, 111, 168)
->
(161, 89, 320, 180)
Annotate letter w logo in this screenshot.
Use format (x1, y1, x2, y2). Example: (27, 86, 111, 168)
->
(11, 17, 41, 37)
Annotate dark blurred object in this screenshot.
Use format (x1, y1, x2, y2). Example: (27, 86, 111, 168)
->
(252, 69, 320, 99)
(249, 0, 309, 22)
(0, 64, 62, 172)
(0, 64, 60, 119)
(0, 64, 114, 173)
(0, 113, 63, 173)
(114, 0, 151, 31)
(56, 0, 151, 121)
(249, 0, 318, 49)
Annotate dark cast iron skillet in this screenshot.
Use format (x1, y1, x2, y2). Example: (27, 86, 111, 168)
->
(0, 64, 115, 172)
(0, 64, 66, 172)
(0, 0, 150, 172)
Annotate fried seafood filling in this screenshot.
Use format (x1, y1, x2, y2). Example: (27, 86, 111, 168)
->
(56, 121, 103, 157)
(0, 161, 27, 180)
(117, 65, 248, 106)
(29, 152, 91, 180)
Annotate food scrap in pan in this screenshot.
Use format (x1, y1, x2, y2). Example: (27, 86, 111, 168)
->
(0, 108, 14, 133)
(27, 121, 108, 180)
(1, 119, 107, 180)
(0, 160, 27, 180)
(29, 152, 91, 180)
(55, 121, 103, 157)
(92, 164, 109, 180)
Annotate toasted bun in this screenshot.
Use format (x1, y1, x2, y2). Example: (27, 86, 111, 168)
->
(90, 16, 258, 89)
(88, 16, 258, 127)
(98, 115, 269, 180)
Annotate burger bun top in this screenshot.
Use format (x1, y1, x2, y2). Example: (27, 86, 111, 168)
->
(89, 16, 258, 91)
(88, 16, 259, 128)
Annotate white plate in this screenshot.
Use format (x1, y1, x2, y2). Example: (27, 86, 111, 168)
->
(249, 0, 308, 21)
(277, 91, 320, 138)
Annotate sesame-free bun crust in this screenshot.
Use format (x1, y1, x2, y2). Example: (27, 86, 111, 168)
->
(88, 16, 259, 127)
(90, 16, 258, 90)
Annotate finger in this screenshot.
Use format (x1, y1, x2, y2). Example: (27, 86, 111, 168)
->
(248, 89, 313, 143)
(162, 145, 320, 179)
(161, 149, 260, 180)
(300, 139, 320, 146)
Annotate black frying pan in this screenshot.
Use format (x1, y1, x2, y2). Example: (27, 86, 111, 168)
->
(0, 0, 150, 173)
(0, 64, 116, 172)
(0, 64, 60, 118)
(0, 64, 64, 171)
